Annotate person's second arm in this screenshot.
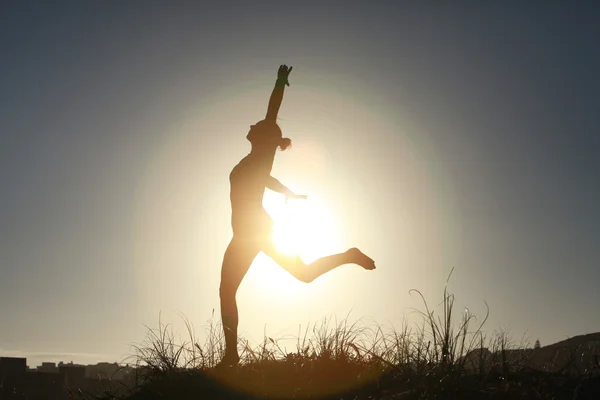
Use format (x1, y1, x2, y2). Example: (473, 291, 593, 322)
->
(266, 176, 307, 200)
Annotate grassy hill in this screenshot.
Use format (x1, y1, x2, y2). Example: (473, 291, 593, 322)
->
(26, 274, 598, 400)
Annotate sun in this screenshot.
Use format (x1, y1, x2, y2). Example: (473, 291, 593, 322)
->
(245, 195, 343, 299)
(264, 196, 343, 265)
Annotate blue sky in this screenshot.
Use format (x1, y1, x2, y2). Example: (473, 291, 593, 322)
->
(1, 1, 599, 367)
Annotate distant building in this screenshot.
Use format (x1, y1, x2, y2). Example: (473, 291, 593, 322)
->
(0, 357, 27, 376)
(59, 363, 86, 388)
(0, 371, 64, 400)
(86, 362, 120, 379)
(26, 372, 64, 399)
(37, 361, 59, 373)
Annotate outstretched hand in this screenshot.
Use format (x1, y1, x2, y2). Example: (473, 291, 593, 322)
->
(285, 193, 307, 203)
(277, 64, 293, 86)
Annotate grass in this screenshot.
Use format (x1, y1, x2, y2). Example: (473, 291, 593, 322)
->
(87, 270, 599, 400)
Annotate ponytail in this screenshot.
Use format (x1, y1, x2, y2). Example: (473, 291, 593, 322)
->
(279, 137, 292, 151)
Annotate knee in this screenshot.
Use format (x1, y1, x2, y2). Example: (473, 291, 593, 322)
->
(295, 264, 314, 284)
(282, 257, 312, 283)
(297, 273, 314, 284)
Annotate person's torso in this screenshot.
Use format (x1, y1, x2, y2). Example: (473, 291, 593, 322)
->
(229, 153, 275, 233)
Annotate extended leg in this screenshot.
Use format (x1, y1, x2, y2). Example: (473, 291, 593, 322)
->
(262, 241, 375, 283)
(219, 236, 259, 365)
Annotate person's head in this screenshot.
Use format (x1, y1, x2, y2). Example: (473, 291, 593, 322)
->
(246, 120, 292, 152)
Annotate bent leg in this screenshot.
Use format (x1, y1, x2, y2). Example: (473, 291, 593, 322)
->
(219, 236, 259, 364)
(261, 240, 375, 283)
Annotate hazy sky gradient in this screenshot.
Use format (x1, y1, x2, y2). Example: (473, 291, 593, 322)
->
(1, 1, 599, 367)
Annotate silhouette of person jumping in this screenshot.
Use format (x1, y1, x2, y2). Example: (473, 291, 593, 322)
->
(219, 65, 376, 366)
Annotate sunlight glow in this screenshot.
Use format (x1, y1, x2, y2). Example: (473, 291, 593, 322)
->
(242, 195, 346, 300)
(266, 197, 343, 265)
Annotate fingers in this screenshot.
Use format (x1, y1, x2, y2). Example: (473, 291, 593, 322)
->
(278, 65, 293, 74)
(277, 64, 292, 86)
(286, 194, 307, 201)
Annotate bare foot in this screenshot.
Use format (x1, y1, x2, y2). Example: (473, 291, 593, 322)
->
(216, 352, 239, 369)
(347, 247, 376, 270)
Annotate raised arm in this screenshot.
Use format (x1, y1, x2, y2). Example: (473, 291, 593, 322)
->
(265, 65, 293, 122)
